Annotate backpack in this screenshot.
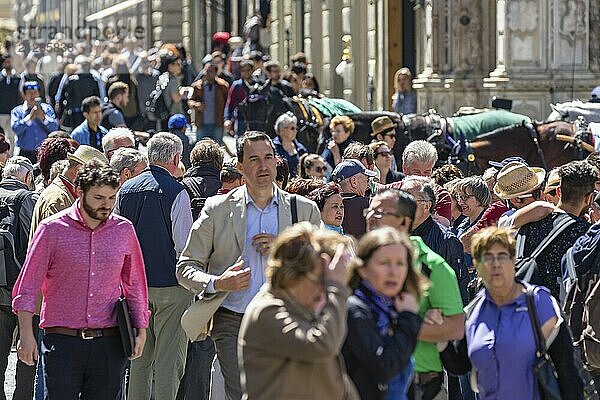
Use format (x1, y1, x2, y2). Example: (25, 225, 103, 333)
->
(515, 213, 576, 282)
(0, 190, 29, 289)
(563, 243, 600, 371)
(182, 177, 208, 220)
(145, 72, 170, 122)
(239, 81, 272, 132)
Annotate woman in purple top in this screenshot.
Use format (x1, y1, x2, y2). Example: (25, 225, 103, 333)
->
(464, 227, 583, 400)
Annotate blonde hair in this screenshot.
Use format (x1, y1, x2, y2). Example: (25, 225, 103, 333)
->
(267, 222, 352, 289)
(348, 227, 427, 299)
(329, 115, 355, 134)
(471, 227, 516, 262)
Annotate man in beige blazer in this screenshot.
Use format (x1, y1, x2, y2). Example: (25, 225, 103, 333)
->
(177, 131, 321, 400)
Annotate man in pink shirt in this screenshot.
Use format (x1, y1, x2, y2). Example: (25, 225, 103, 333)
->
(12, 159, 150, 399)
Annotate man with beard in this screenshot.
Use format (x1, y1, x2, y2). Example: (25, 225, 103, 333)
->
(13, 159, 149, 399)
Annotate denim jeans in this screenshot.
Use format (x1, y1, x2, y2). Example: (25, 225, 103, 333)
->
(42, 334, 126, 399)
(386, 358, 414, 400)
(0, 305, 37, 400)
(197, 124, 224, 145)
(34, 328, 45, 400)
(176, 337, 216, 400)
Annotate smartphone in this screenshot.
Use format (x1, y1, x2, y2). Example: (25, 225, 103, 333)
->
(34, 97, 42, 107)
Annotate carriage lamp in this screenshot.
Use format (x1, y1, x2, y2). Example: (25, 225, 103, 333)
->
(335, 35, 352, 76)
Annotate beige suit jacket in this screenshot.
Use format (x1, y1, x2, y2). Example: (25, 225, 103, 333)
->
(176, 185, 321, 339)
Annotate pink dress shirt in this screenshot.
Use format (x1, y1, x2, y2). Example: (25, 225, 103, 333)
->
(12, 201, 150, 329)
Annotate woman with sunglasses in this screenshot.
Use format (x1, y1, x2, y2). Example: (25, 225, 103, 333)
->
(343, 227, 426, 400)
(369, 141, 403, 184)
(299, 153, 327, 180)
(238, 222, 359, 399)
(273, 112, 307, 178)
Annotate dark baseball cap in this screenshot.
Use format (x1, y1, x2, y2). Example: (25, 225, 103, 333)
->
(489, 156, 528, 168)
(331, 159, 378, 183)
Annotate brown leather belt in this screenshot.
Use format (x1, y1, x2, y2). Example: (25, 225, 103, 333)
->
(45, 327, 120, 339)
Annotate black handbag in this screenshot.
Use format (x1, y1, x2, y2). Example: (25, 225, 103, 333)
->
(116, 292, 136, 358)
(526, 286, 563, 400)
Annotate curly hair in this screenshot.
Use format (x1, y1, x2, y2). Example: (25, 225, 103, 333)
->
(75, 159, 120, 194)
(431, 164, 464, 187)
(37, 137, 74, 182)
(559, 160, 599, 204)
(329, 115, 355, 134)
(285, 177, 325, 197)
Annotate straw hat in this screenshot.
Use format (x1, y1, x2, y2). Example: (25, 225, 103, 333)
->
(493, 161, 546, 200)
(67, 145, 108, 165)
(370, 116, 398, 137)
(544, 169, 561, 194)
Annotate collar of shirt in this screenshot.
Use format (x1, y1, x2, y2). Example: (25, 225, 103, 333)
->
(59, 174, 78, 199)
(66, 200, 111, 231)
(244, 185, 278, 209)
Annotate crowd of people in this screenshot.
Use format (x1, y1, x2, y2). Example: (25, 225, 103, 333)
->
(0, 26, 598, 400)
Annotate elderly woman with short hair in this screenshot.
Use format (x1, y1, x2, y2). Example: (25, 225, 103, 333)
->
(238, 222, 359, 400)
(445, 227, 583, 400)
(272, 112, 307, 178)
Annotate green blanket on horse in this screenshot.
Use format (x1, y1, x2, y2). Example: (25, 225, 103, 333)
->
(448, 109, 531, 141)
(309, 97, 362, 118)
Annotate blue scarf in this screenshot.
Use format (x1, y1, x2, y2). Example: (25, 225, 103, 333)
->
(324, 224, 343, 234)
(354, 280, 398, 336)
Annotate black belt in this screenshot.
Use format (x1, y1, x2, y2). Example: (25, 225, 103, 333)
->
(217, 307, 244, 318)
(45, 327, 120, 339)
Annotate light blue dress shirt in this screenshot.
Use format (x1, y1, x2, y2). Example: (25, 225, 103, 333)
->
(220, 189, 279, 314)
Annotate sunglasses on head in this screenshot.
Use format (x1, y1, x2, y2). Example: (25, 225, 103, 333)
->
(376, 151, 392, 157)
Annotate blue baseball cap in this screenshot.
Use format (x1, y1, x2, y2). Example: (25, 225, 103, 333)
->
(488, 156, 528, 168)
(168, 114, 190, 130)
(22, 81, 40, 92)
(332, 159, 378, 183)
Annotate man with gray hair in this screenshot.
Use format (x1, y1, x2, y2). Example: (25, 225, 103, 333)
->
(0, 156, 39, 400)
(116, 132, 194, 400)
(109, 147, 147, 185)
(390, 139, 453, 225)
(101, 127, 135, 160)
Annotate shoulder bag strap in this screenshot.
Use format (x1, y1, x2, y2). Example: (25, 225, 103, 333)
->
(291, 195, 298, 224)
(525, 286, 547, 356)
(528, 213, 577, 260)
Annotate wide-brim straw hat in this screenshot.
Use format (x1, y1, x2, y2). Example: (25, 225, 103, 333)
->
(67, 145, 108, 165)
(544, 169, 561, 194)
(493, 161, 546, 200)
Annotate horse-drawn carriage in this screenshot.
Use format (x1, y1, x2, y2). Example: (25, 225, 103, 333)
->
(239, 86, 595, 174)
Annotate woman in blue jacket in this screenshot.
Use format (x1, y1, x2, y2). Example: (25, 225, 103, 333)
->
(343, 227, 426, 400)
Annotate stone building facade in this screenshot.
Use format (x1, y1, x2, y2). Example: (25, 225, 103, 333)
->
(414, 0, 600, 120)
(263, 0, 599, 118)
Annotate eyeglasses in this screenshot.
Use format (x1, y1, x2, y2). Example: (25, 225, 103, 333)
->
(312, 166, 326, 173)
(362, 208, 401, 218)
(480, 253, 512, 264)
(305, 271, 326, 287)
(458, 194, 475, 202)
(376, 151, 392, 157)
(284, 126, 297, 131)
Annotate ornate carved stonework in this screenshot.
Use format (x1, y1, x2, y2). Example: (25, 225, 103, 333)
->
(506, 0, 541, 67)
(452, 0, 482, 76)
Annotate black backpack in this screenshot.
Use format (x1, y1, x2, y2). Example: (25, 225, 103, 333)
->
(145, 72, 170, 122)
(0, 190, 29, 289)
(182, 177, 208, 220)
(239, 81, 273, 132)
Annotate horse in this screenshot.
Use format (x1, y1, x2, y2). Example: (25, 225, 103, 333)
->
(466, 120, 593, 172)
